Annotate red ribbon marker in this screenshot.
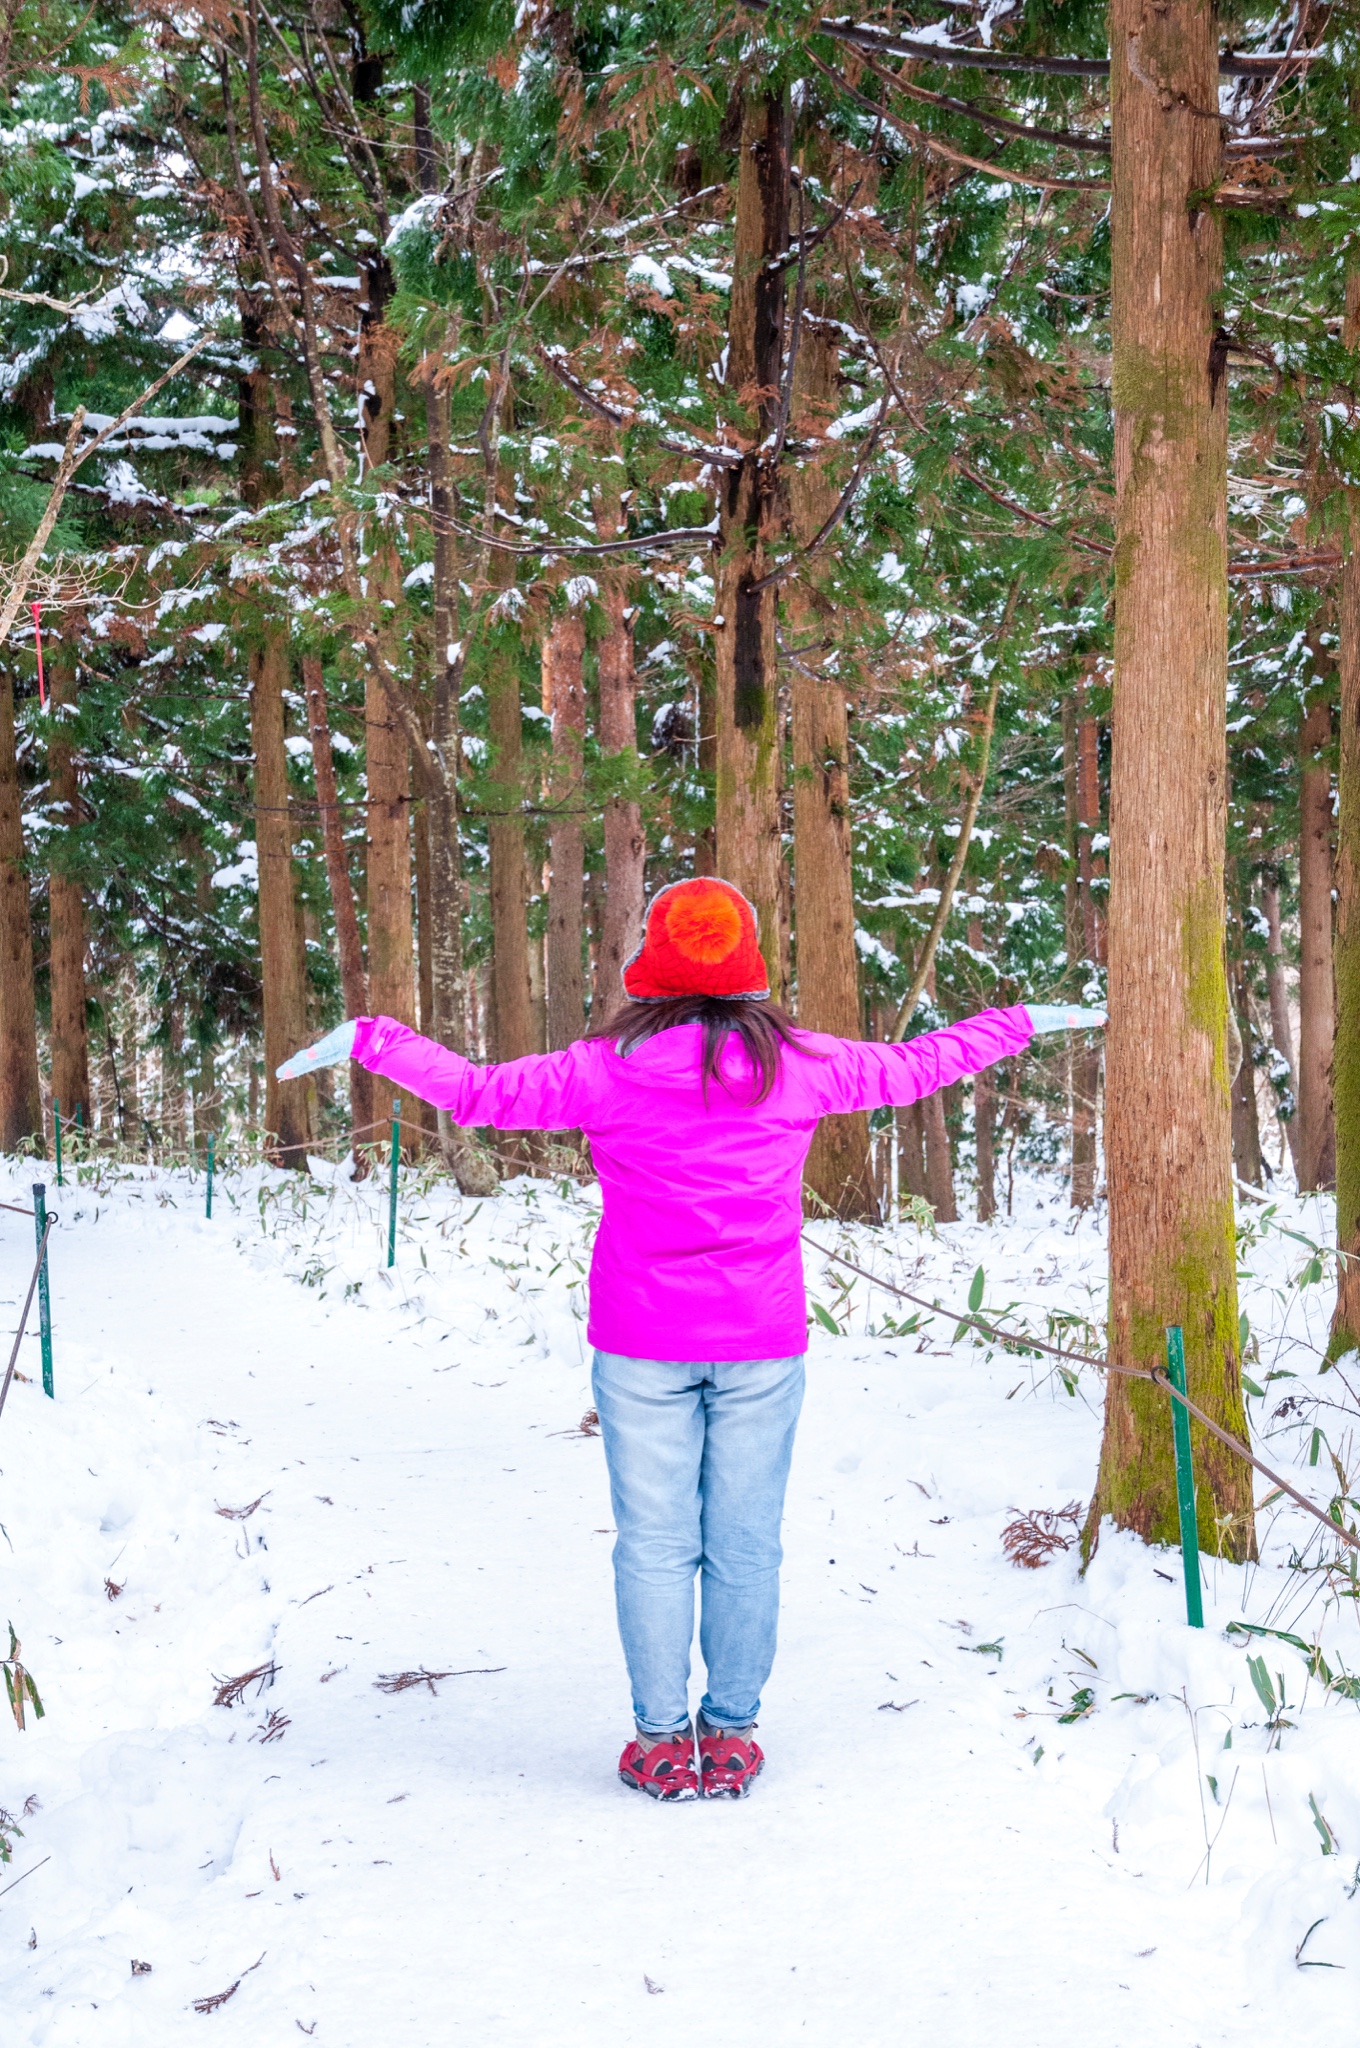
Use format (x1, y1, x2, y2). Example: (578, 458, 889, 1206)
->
(30, 603, 45, 708)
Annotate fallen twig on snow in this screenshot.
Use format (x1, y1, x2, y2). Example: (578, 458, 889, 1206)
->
(191, 1951, 265, 2014)
(374, 1666, 506, 1696)
(215, 1493, 269, 1520)
(213, 1662, 278, 1708)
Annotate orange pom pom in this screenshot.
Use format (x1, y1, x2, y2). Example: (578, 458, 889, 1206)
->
(664, 886, 742, 963)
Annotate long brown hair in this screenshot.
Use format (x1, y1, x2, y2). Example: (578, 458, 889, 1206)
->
(590, 994, 825, 1104)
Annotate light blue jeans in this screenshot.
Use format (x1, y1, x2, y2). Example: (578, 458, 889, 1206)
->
(591, 1349, 806, 1735)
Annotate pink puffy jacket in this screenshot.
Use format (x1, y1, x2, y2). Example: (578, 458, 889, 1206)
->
(353, 1007, 1034, 1362)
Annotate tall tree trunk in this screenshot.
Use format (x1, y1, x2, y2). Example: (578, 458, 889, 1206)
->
(923, 1092, 958, 1223)
(412, 795, 438, 1145)
(967, 913, 997, 1221)
(241, 313, 312, 1168)
(358, 254, 420, 1152)
(301, 652, 372, 1162)
(486, 645, 534, 1069)
(1331, 266, 1360, 1359)
(251, 630, 313, 1167)
(414, 797, 434, 1034)
(1297, 685, 1336, 1191)
(1071, 684, 1102, 1209)
(1230, 957, 1263, 1187)
(974, 1065, 997, 1222)
(897, 1101, 929, 1203)
(789, 318, 877, 1220)
(917, 967, 957, 1222)
(423, 373, 498, 1194)
(1090, 0, 1254, 1563)
(1259, 873, 1300, 1175)
(0, 665, 41, 1153)
(594, 510, 645, 1019)
(47, 630, 90, 1126)
(543, 611, 586, 1049)
(714, 90, 787, 994)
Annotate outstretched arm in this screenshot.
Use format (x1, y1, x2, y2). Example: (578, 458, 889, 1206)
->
(811, 1002, 1104, 1116)
(283, 1016, 596, 1131)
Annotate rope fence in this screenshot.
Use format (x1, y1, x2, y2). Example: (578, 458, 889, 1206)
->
(804, 1233, 1360, 1560)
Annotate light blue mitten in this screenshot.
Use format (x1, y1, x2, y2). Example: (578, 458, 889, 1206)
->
(276, 1019, 358, 1081)
(1025, 1004, 1107, 1034)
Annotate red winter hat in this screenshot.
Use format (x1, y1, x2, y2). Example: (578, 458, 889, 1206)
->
(622, 878, 770, 1003)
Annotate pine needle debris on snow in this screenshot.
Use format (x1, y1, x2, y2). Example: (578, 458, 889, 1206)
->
(1000, 1501, 1083, 1568)
(212, 1661, 278, 1708)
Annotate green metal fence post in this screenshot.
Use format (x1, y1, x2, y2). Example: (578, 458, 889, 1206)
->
(75, 1102, 83, 1134)
(53, 1099, 62, 1188)
(32, 1183, 52, 1399)
(387, 1097, 400, 1268)
(1164, 1325, 1203, 1628)
(205, 1133, 215, 1219)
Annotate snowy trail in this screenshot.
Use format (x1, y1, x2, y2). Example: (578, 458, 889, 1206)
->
(0, 1160, 1356, 2045)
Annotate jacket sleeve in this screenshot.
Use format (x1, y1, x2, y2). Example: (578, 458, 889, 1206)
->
(810, 1005, 1034, 1115)
(352, 1016, 597, 1131)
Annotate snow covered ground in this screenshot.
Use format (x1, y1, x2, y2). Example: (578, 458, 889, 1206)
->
(0, 1151, 1356, 2045)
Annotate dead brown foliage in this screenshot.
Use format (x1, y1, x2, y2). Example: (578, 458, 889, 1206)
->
(1001, 1502, 1083, 1568)
(212, 1662, 278, 1708)
(215, 1493, 268, 1521)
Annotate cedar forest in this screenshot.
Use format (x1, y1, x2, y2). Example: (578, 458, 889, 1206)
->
(1, 0, 1358, 1556)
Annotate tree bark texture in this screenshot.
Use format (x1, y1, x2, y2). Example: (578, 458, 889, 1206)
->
(251, 630, 313, 1167)
(543, 611, 587, 1050)
(1230, 958, 1263, 1187)
(1259, 874, 1300, 1175)
(714, 91, 788, 996)
(1092, 0, 1254, 1562)
(0, 666, 41, 1153)
(923, 1089, 958, 1223)
(789, 318, 877, 1220)
(358, 263, 421, 1150)
(1070, 682, 1102, 1208)
(47, 632, 90, 1127)
(1330, 267, 1360, 1358)
(1296, 687, 1336, 1192)
(594, 521, 645, 1019)
(301, 652, 372, 1158)
(412, 797, 438, 1143)
(423, 375, 498, 1194)
(897, 1101, 929, 1202)
(486, 642, 534, 1070)
(974, 1063, 997, 1222)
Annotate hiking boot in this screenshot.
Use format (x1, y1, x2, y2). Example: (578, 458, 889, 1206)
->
(618, 1721, 699, 1801)
(697, 1713, 764, 1799)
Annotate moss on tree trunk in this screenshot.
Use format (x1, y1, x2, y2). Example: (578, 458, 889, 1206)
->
(1090, 0, 1254, 1564)
(1329, 268, 1360, 1362)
